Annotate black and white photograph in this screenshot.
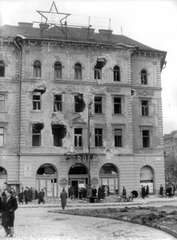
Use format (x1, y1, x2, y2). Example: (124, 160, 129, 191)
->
(0, 0, 177, 239)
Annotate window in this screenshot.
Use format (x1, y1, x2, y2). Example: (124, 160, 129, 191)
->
(114, 129, 122, 147)
(54, 95, 62, 112)
(141, 100, 149, 116)
(74, 63, 82, 80)
(94, 58, 107, 80)
(54, 62, 62, 79)
(141, 69, 148, 85)
(74, 128, 83, 147)
(0, 127, 4, 146)
(94, 69, 101, 80)
(74, 94, 85, 112)
(114, 97, 122, 114)
(32, 124, 43, 146)
(0, 94, 5, 112)
(0, 61, 5, 77)
(142, 130, 150, 148)
(33, 92, 41, 110)
(95, 128, 103, 147)
(94, 96, 102, 114)
(52, 124, 66, 147)
(113, 66, 120, 81)
(33, 60, 41, 78)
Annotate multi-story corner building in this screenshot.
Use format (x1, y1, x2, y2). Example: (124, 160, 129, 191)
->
(0, 8, 166, 197)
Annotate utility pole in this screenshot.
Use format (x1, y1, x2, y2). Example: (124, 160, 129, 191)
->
(87, 101, 92, 196)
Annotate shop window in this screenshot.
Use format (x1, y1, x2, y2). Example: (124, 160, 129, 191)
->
(142, 130, 150, 148)
(74, 128, 83, 147)
(0, 127, 4, 147)
(0, 94, 5, 112)
(114, 97, 122, 114)
(113, 65, 120, 81)
(33, 92, 41, 110)
(33, 60, 41, 78)
(0, 61, 5, 77)
(54, 94, 62, 112)
(51, 124, 66, 147)
(94, 58, 107, 80)
(32, 123, 43, 146)
(141, 69, 148, 85)
(94, 96, 102, 114)
(74, 94, 85, 112)
(141, 100, 149, 116)
(74, 63, 82, 80)
(95, 128, 103, 147)
(54, 62, 62, 79)
(114, 129, 122, 147)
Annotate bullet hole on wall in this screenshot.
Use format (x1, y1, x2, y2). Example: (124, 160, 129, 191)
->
(94, 58, 107, 79)
(131, 89, 136, 96)
(75, 94, 85, 112)
(51, 124, 66, 147)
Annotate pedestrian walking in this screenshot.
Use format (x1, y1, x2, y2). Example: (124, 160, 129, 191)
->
(24, 187, 30, 204)
(1, 189, 18, 237)
(159, 184, 164, 197)
(60, 188, 67, 210)
(121, 186, 126, 198)
(38, 189, 45, 204)
(141, 185, 146, 199)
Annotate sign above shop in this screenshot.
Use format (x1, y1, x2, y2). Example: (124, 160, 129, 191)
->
(65, 153, 95, 163)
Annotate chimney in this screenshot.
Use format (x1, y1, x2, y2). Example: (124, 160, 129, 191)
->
(18, 22, 33, 28)
(98, 29, 113, 35)
(39, 23, 49, 31)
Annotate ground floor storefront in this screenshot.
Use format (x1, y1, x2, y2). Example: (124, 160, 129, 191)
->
(0, 153, 165, 197)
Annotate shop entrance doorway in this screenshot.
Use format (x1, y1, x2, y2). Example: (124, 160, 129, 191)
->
(36, 164, 58, 198)
(68, 164, 88, 198)
(99, 164, 119, 195)
(140, 165, 154, 194)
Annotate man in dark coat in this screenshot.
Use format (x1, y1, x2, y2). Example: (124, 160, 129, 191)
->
(24, 187, 30, 204)
(38, 189, 45, 204)
(1, 188, 18, 237)
(60, 188, 67, 210)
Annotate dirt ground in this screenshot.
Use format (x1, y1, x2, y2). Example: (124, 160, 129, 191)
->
(51, 204, 177, 238)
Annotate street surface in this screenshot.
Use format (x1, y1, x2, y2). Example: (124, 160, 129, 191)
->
(0, 206, 176, 240)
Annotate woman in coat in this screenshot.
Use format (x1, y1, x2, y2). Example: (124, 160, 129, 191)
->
(60, 188, 67, 210)
(1, 188, 18, 237)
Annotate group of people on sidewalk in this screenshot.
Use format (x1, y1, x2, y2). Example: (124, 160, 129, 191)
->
(159, 182, 176, 197)
(18, 187, 45, 205)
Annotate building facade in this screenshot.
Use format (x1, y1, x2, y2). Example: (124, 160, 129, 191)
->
(0, 16, 166, 197)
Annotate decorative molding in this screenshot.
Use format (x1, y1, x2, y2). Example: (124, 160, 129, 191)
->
(136, 90, 154, 96)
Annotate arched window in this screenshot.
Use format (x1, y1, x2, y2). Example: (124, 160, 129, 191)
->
(141, 69, 148, 85)
(74, 63, 82, 80)
(0, 61, 5, 77)
(113, 65, 120, 81)
(33, 60, 41, 78)
(54, 62, 62, 79)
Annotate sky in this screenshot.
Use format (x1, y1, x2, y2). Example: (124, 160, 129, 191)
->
(0, 0, 177, 134)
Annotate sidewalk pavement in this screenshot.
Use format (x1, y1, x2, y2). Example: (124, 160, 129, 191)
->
(18, 195, 177, 208)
